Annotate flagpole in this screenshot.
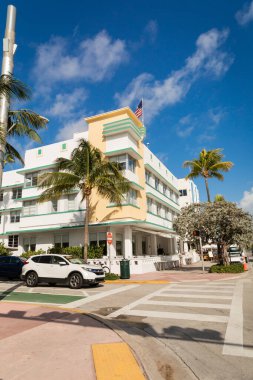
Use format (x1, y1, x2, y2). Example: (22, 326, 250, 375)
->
(142, 97, 144, 126)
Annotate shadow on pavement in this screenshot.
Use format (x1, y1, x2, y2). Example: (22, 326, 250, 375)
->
(1, 306, 253, 350)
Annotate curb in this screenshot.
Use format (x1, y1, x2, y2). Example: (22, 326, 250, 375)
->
(105, 280, 170, 284)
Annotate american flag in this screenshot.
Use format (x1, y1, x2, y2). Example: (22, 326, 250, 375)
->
(134, 100, 143, 119)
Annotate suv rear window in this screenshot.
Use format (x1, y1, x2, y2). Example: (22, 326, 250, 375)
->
(38, 255, 52, 264)
(31, 256, 40, 263)
(0, 256, 11, 263)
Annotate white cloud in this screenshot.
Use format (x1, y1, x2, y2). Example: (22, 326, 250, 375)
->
(56, 117, 88, 141)
(239, 187, 253, 214)
(115, 29, 233, 123)
(47, 88, 87, 119)
(236, 1, 253, 25)
(176, 114, 194, 138)
(33, 30, 128, 90)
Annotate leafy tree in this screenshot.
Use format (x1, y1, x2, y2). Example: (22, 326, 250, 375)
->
(38, 139, 130, 262)
(183, 149, 233, 202)
(173, 202, 253, 265)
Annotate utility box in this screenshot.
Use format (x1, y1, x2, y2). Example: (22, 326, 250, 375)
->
(120, 259, 130, 279)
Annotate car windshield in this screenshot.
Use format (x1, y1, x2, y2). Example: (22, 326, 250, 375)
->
(68, 258, 85, 265)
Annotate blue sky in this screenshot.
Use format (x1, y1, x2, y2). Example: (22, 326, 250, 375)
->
(1, 0, 253, 212)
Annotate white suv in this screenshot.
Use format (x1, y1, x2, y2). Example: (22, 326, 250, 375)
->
(21, 254, 105, 289)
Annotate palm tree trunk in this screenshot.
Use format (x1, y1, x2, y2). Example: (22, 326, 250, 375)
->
(204, 178, 211, 202)
(84, 195, 89, 263)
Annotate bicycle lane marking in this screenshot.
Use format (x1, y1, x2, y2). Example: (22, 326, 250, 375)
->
(64, 284, 140, 309)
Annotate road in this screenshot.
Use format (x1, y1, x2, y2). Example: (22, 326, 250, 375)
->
(1, 270, 253, 380)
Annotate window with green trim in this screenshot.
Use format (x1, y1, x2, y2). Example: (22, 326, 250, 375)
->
(61, 143, 67, 151)
(38, 149, 42, 156)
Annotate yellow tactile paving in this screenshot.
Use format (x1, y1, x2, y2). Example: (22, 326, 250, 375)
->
(105, 280, 170, 284)
(92, 342, 146, 380)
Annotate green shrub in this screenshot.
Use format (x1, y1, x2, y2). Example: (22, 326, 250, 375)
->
(62, 246, 83, 258)
(21, 249, 45, 259)
(209, 263, 244, 273)
(48, 246, 63, 254)
(0, 243, 10, 256)
(88, 245, 104, 259)
(105, 273, 119, 280)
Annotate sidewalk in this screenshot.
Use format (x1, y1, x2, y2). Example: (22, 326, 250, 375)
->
(0, 302, 145, 380)
(107, 262, 248, 283)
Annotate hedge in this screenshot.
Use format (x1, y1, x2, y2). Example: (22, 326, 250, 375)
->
(209, 263, 244, 273)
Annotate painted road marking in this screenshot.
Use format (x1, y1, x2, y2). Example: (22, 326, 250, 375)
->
(222, 281, 253, 358)
(121, 310, 228, 323)
(0, 291, 84, 304)
(143, 300, 231, 309)
(162, 289, 233, 294)
(92, 342, 145, 380)
(157, 294, 233, 300)
(64, 284, 140, 308)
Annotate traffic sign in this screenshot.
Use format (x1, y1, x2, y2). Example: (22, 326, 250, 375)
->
(107, 232, 113, 245)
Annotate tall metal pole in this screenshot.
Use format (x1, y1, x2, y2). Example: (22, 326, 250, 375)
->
(0, 5, 17, 187)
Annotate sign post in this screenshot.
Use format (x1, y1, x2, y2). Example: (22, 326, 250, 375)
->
(107, 232, 113, 272)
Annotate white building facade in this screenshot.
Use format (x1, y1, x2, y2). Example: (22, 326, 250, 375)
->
(0, 108, 198, 274)
(178, 178, 200, 208)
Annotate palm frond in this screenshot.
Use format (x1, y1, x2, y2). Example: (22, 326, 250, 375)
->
(8, 110, 48, 134)
(5, 142, 24, 165)
(0, 75, 31, 100)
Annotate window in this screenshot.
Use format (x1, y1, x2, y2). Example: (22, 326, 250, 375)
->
(10, 211, 20, 223)
(157, 203, 161, 216)
(163, 184, 167, 195)
(39, 255, 52, 264)
(0, 214, 1, 224)
(0, 192, 3, 202)
(32, 256, 40, 263)
(0, 256, 10, 263)
(23, 237, 36, 252)
(52, 200, 58, 212)
(61, 143, 67, 151)
(128, 156, 136, 173)
(125, 189, 137, 205)
(145, 170, 151, 185)
(98, 232, 107, 255)
(11, 256, 20, 264)
(89, 233, 97, 247)
(8, 235, 19, 248)
(37, 149, 42, 156)
(55, 234, 69, 248)
(116, 233, 123, 256)
(68, 194, 76, 210)
(155, 178, 160, 191)
(179, 189, 187, 197)
(52, 255, 68, 264)
(23, 200, 37, 216)
(25, 172, 38, 187)
(12, 187, 22, 199)
(109, 154, 127, 170)
(147, 197, 153, 212)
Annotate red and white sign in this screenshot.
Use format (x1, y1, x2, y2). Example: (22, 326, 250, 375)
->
(107, 232, 113, 245)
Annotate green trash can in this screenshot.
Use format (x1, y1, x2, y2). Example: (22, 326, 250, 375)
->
(120, 259, 130, 279)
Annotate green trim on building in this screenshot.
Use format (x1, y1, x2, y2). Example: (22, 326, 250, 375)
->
(17, 163, 57, 174)
(4, 224, 85, 235)
(130, 181, 144, 190)
(147, 211, 173, 223)
(0, 207, 22, 213)
(106, 203, 140, 209)
(104, 147, 142, 159)
(21, 209, 86, 218)
(144, 163, 180, 194)
(1, 183, 24, 189)
(146, 182, 179, 206)
(103, 118, 144, 139)
(146, 192, 180, 213)
(19, 195, 41, 201)
(89, 219, 174, 232)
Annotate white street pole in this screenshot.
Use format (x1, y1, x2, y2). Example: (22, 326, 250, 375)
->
(0, 5, 17, 187)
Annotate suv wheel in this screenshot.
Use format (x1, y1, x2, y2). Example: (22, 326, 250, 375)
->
(26, 271, 38, 287)
(69, 273, 82, 289)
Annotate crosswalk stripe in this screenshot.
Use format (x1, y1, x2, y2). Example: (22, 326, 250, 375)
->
(121, 310, 229, 323)
(157, 294, 232, 300)
(162, 289, 233, 294)
(143, 300, 231, 309)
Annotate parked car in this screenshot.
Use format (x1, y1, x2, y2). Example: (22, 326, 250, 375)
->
(228, 245, 245, 264)
(0, 255, 26, 279)
(21, 254, 105, 288)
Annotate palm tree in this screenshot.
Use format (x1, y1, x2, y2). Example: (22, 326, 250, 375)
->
(183, 149, 233, 202)
(38, 139, 130, 262)
(0, 74, 48, 166)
